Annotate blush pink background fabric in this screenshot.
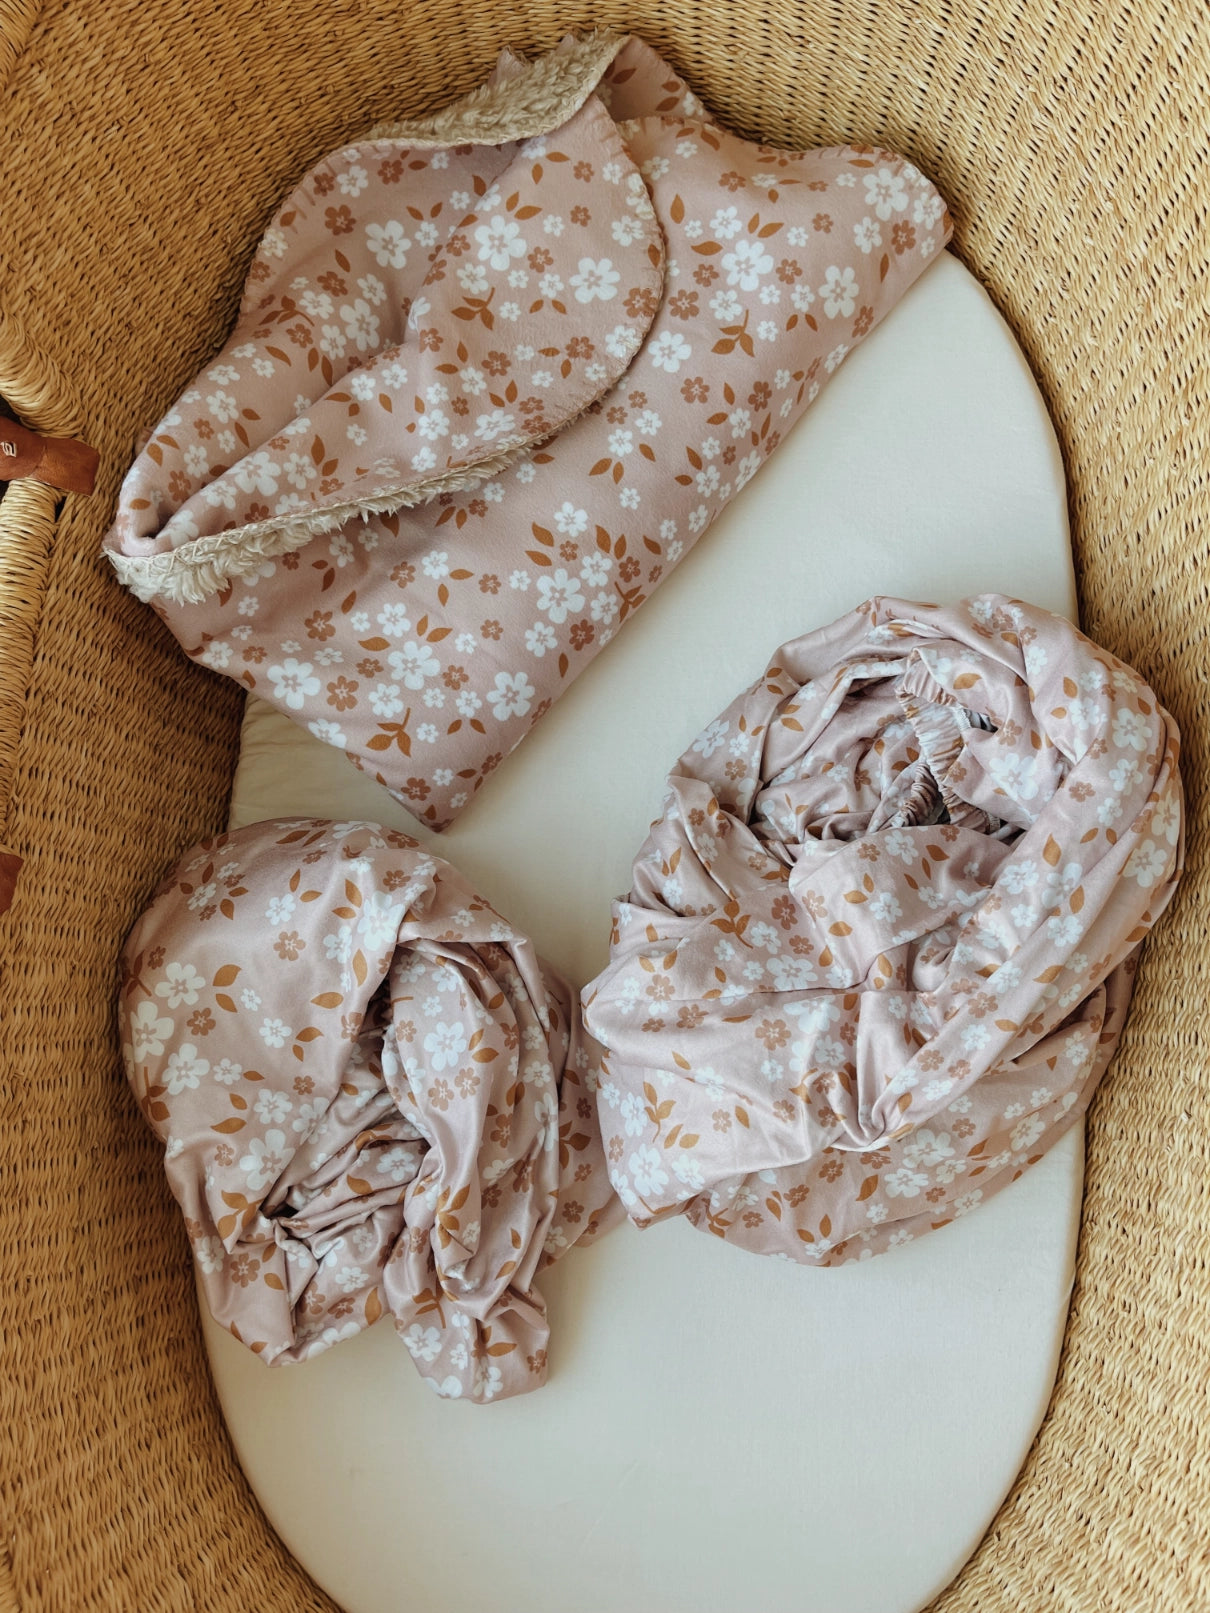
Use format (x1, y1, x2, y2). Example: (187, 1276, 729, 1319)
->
(119, 820, 616, 1403)
(103, 34, 950, 829)
(583, 595, 1183, 1262)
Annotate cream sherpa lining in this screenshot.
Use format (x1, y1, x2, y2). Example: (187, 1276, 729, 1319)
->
(367, 31, 627, 148)
(107, 448, 524, 605)
(106, 31, 656, 608)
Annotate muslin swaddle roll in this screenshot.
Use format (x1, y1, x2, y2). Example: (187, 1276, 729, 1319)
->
(583, 595, 1183, 1262)
(120, 819, 616, 1403)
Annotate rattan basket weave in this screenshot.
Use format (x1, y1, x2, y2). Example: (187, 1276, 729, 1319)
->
(2, 2, 1207, 1609)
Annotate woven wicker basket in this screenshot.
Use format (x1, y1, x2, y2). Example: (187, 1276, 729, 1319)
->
(2, 2, 1207, 1609)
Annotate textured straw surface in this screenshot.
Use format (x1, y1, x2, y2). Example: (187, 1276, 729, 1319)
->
(0, 2, 1206, 1610)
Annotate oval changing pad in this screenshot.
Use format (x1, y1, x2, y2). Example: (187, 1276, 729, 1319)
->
(208, 249, 1083, 1613)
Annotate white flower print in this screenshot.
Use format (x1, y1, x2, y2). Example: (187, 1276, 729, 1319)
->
(456, 263, 489, 297)
(864, 167, 909, 219)
(553, 501, 588, 537)
(721, 238, 774, 289)
(902, 1129, 955, 1169)
(265, 893, 295, 924)
(620, 1092, 647, 1137)
(569, 257, 621, 301)
(387, 642, 440, 689)
(366, 220, 411, 268)
(164, 1043, 208, 1095)
(206, 389, 238, 423)
(709, 289, 743, 323)
(1047, 914, 1083, 947)
(670, 1155, 705, 1195)
(282, 452, 317, 491)
(629, 1145, 669, 1199)
(290, 1099, 324, 1138)
(525, 621, 557, 657)
(337, 164, 368, 196)
(1041, 861, 1083, 909)
(612, 215, 646, 246)
(155, 961, 204, 1008)
(474, 215, 526, 270)
(417, 408, 450, 442)
(710, 205, 743, 239)
(239, 1131, 287, 1193)
(423, 1021, 468, 1071)
(339, 299, 379, 351)
(819, 265, 859, 317)
(259, 1018, 292, 1048)
(402, 1324, 443, 1363)
(194, 1237, 224, 1275)
(1011, 1114, 1046, 1152)
(487, 671, 535, 721)
(768, 956, 818, 991)
(232, 450, 280, 497)
(853, 216, 882, 253)
(1150, 792, 1181, 846)
(298, 290, 334, 321)
(884, 1167, 929, 1198)
(254, 1090, 292, 1125)
(579, 551, 612, 587)
(377, 1143, 417, 1182)
(368, 683, 404, 719)
(212, 1059, 242, 1087)
(868, 891, 901, 923)
(536, 568, 585, 624)
(1000, 859, 1038, 894)
(1124, 838, 1170, 888)
(240, 988, 262, 1011)
(1112, 707, 1151, 751)
(913, 190, 944, 228)
(692, 718, 729, 757)
(474, 409, 515, 441)
(267, 658, 320, 710)
(647, 331, 693, 373)
(376, 602, 411, 639)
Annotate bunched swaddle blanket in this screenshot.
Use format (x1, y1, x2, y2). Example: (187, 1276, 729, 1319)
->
(102, 32, 949, 829)
(583, 596, 1184, 1262)
(119, 820, 616, 1403)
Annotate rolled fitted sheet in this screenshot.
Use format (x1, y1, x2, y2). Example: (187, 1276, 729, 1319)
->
(119, 819, 615, 1403)
(584, 594, 1184, 1262)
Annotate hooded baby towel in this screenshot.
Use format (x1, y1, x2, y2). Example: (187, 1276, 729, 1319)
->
(104, 32, 950, 828)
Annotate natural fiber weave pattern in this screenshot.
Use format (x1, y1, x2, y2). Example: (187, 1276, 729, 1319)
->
(0, 2, 1206, 1610)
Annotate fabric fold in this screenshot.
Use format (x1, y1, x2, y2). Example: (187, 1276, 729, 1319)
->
(119, 818, 617, 1403)
(583, 594, 1184, 1264)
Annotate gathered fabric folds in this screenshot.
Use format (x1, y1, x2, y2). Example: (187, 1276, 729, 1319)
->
(120, 820, 616, 1403)
(102, 31, 949, 829)
(583, 595, 1184, 1263)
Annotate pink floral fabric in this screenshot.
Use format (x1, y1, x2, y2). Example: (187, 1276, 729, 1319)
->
(119, 819, 617, 1403)
(583, 595, 1184, 1263)
(103, 33, 950, 829)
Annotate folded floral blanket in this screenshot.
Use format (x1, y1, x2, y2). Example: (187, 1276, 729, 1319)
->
(103, 32, 949, 829)
(583, 596, 1184, 1262)
(120, 820, 616, 1403)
